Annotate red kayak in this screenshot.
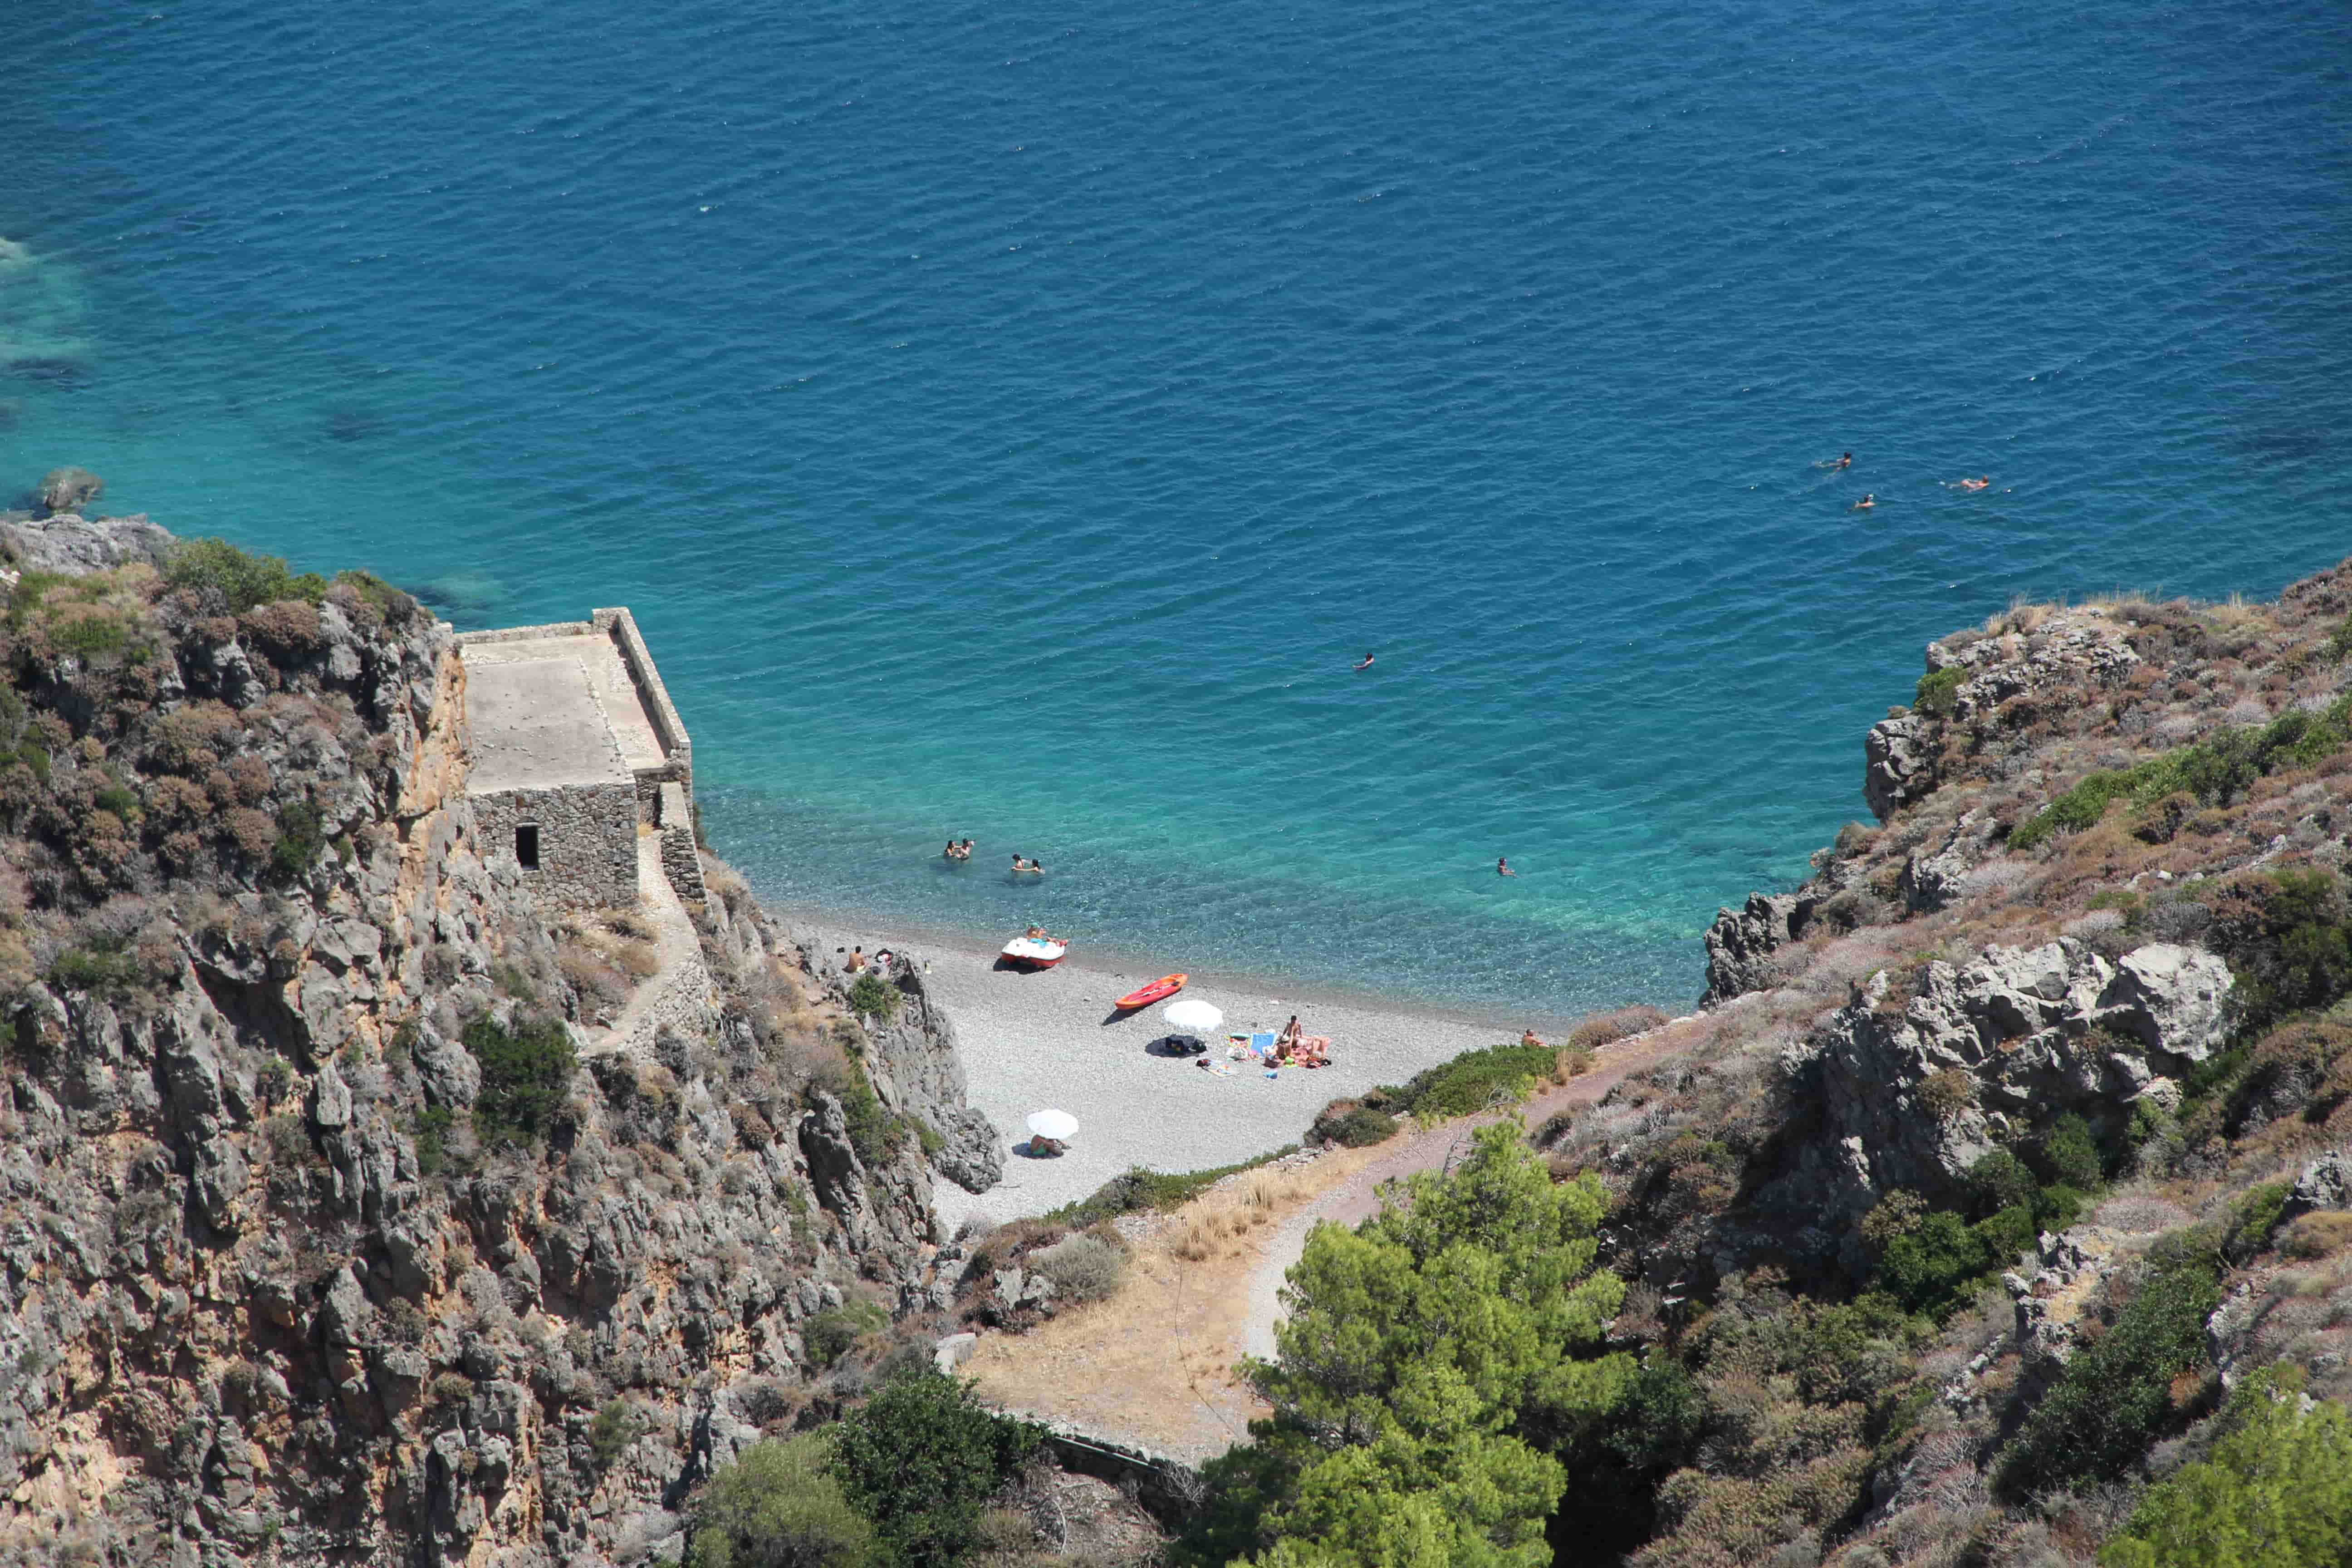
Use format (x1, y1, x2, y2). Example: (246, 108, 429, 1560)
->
(1114, 973, 1188, 1010)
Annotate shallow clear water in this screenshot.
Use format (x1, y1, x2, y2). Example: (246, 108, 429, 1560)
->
(5, 0, 2351, 1016)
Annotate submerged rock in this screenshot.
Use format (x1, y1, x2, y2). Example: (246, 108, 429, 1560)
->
(33, 465, 101, 516)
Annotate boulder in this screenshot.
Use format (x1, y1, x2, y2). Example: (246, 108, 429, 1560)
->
(1702, 892, 1815, 1007)
(2280, 1150, 2352, 1225)
(1864, 713, 1934, 823)
(931, 1104, 1004, 1194)
(33, 466, 101, 516)
(2096, 944, 2233, 1066)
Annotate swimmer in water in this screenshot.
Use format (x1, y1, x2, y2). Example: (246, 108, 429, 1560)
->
(1958, 475, 1990, 492)
(1498, 857, 1517, 877)
(1354, 652, 1375, 671)
(1835, 451, 1853, 470)
(1852, 493, 1876, 511)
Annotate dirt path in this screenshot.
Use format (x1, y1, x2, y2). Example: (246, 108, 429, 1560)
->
(1240, 1026, 1689, 1359)
(966, 1024, 1695, 1461)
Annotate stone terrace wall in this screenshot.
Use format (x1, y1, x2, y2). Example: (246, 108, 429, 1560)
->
(657, 779, 706, 902)
(473, 780, 638, 910)
(593, 607, 693, 808)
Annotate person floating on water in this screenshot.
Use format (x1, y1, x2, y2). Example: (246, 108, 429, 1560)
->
(1835, 452, 1852, 470)
(1957, 475, 1990, 492)
(1852, 493, 1876, 511)
(1354, 652, 1375, 671)
(1498, 857, 1517, 877)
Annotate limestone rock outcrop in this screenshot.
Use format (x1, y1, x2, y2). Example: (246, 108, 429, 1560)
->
(0, 516, 973, 1566)
(1764, 938, 2233, 1260)
(0, 509, 171, 574)
(1701, 891, 1818, 1007)
(1864, 713, 1934, 823)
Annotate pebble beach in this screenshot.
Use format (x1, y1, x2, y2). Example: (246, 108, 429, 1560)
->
(800, 920, 1533, 1228)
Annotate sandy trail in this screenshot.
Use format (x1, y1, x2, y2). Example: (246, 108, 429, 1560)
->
(965, 1025, 1692, 1462)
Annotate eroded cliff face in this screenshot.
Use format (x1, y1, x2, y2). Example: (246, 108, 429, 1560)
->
(0, 523, 979, 1566)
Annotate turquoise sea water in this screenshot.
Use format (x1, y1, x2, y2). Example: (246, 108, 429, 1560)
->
(5, 0, 2350, 1018)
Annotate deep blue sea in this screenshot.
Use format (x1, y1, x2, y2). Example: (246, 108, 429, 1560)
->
(5, 0, 2350, 1019)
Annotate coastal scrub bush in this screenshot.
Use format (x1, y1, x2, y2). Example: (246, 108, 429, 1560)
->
(1966, 1149, 2038, 1218)
(54, 615, 127, 660)
(1028, 1232, 1125, 1303)
(462, 1013, 577, 1147)
(687, 1435, 872, 1568)
(2011, 701, 2352, 850)
(2281, 1210, 2352, 1260)
(1914, 666, 1965, 717)
(2101, 1368, 2352, 1568)
(2034, 1112, 2107, 1190)
(1311, 1098, 1399, 1147)
(270, 799, 324, 882)
(591, 1398, 647, 1469)
(1563, 1004, 1670, 1052)
(804, 1301, 888, 1369)
(1916, 1067, 1976, 1122)
(163, 537, 328, 613)
(1390, 1041, 1558, 1118)
(47, 933, 142, 996)
(414, 1105, 456, 1177)
(847, 970, 899, 1023)
(2223, 1180, 2293, 1264)
(826, 1365, 1040, 1568)
(1996, 1236, 2223, 1497)
(1044, 1149, 1298, 1229)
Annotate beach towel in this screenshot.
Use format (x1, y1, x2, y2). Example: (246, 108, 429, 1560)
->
(1250, 1030, 1276, 1057)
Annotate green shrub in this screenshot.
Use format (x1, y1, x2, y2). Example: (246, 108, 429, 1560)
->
(2034, 1113, 2105, 1190)
(1390, 1041, 1558, 1118)
(270, 800, 324, 882)
(462, 1014, 577, 1147)
(1996, 1239, 2223, 1497)
(2224, 1180, 2293, 1264)
(1877, 1211, 1993, 1317)
(54, 616, 127, 659)
(93, 784, 140, 820)
(687, 1435, 873, 1568)
(415, 1105, 455, 1176)
(835, 1063, 901, 1167)
(47, 934, 141, 996)
(847, 971, 899, 1023)
(590, 1398, 646, 1469)
(1966, 1149, 2038, 1218)
(826, 1366, 1040, 1568)
(1311, 1100, 1400, 1148)
(162, 537, 328, 613)
(2102, 1368, 2352, 1568)
(803, 1301, 888, 1370)
(1914, 666, 1965, 718)
(1917, 1067, 1977, 1122)
(1028, 1232, 1126, 1303)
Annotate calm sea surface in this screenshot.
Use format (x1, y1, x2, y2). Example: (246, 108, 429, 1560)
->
(5, 0, 2350, 1017)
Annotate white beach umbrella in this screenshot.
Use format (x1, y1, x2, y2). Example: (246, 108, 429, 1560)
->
(1163, 998, 1223, 1033)
(1026, 1109, 1079, 1142)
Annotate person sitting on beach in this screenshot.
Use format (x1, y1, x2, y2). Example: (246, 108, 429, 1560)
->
(846, 946, 867, 973)
(1277, 1015, 1303, 1055)
(1851, 493, 1876, 511)
(1298, 1035, 1329, 1067)
(1521, 1027, 1543, 1048)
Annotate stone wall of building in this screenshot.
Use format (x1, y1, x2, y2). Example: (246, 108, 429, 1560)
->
(657, 780, 706, 903)
(472, 780, 639, 910)
(593, 608, 695, 810)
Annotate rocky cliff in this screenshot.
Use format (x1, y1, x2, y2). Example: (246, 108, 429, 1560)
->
(0, 515, 995, 1566)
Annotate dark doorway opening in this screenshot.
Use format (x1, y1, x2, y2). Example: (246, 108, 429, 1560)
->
(516, 824, 540, 870)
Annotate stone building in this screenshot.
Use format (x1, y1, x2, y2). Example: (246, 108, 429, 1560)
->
(454, 608, 702, 911)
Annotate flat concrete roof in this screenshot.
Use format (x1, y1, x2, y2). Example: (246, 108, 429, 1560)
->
(464, 658, 633, 794)
(460, 632, 668, 774)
